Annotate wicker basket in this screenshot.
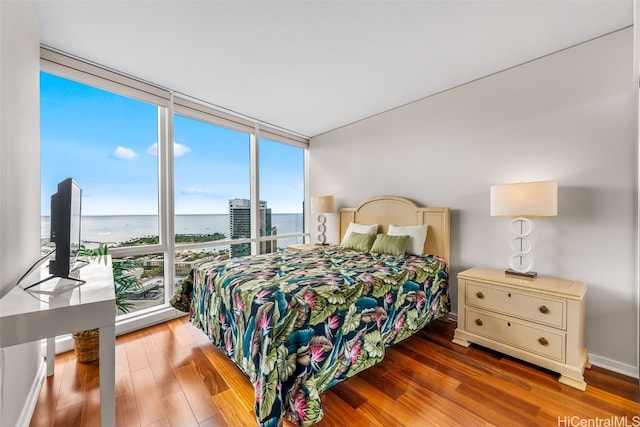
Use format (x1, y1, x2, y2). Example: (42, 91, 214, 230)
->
(72, 329, 99, 363)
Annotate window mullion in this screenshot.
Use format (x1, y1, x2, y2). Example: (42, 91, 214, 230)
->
(304, 148, 311, 243)
(160, 101, 175, 298)
(250, 124, 260, 256)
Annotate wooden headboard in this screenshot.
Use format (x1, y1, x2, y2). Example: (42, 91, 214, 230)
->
(339, 195, 450, 265)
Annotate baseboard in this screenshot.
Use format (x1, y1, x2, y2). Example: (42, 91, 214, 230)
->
(15, 358, 46, 427)
(115, 306, 184, 336)
(588, 353, 639, 379)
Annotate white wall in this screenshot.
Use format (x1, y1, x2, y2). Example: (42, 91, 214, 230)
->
(310, 28, 638, 377)
(0, 1, 43, 425)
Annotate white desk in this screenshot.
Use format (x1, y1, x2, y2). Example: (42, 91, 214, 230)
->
(0, 255, 116, 427)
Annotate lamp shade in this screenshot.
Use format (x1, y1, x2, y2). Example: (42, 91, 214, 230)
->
(311, 195, 335, 214)
(490, 181, 557, 217)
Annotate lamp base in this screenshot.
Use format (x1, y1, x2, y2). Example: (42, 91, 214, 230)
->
(505, 269, 537, 279)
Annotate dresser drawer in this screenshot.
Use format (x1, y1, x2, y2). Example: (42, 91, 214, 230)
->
(465, 308, 565, 362)
(465, 280, 566, 329)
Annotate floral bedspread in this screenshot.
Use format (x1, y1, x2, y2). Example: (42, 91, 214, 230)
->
(181, 246, 449, 426)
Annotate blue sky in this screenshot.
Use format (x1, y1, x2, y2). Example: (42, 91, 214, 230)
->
(40, 72, 304, 216)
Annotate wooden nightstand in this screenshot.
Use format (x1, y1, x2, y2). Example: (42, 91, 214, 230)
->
(452, 267, 589, 390)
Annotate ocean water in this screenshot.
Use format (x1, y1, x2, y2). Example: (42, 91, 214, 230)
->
(41, 213, 304, 245)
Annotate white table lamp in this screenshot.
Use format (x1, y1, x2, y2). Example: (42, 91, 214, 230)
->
(490, 181, 557, 278)
(310, 195, 335, 245)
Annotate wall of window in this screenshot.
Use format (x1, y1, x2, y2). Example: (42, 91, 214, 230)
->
(40, 71, 167, 315)
(258, 138, 305, 251)
(173, 112, 251, 268)
(39, 48, 308, 334)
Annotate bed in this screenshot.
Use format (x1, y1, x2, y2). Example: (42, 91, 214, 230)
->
(171, 196, 451, 426)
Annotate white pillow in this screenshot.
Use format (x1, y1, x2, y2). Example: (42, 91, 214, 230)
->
(388, 224, 428, 255)
(341, 222, 378, 245)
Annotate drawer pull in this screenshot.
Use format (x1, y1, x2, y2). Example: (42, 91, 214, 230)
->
(539, 305, 549, 314)
(538, 337, 549, 346)
(475, 318, 483, 326)
(476, 291, 484, 299)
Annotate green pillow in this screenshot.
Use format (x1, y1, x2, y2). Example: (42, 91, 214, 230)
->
(342, 231, 376, 252)
(370, 233, 410, 256)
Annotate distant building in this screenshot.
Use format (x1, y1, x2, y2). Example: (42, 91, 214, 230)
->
(229, 198, 275, 257)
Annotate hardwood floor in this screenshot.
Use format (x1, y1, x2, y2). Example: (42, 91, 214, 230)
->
(30, 316, 639, 427)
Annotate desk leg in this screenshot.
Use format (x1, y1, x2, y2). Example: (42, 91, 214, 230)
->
(46, 337, 55, 377)
(99, 324, 115, 427)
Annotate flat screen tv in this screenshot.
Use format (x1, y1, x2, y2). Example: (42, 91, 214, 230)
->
(16, 178, 85, 291)
(49, 178, 82, 279)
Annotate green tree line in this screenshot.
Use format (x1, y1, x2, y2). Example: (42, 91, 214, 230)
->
(118, 232, 226, 247)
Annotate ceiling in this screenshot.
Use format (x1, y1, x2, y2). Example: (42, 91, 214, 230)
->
(32, 1, 632, 138)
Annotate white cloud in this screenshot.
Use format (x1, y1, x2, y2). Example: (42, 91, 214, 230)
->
(147, 143, 158, 156)
(113, 146, 137, 160)
(174, 143, 191, 156)
(147, 142, 191, 157)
